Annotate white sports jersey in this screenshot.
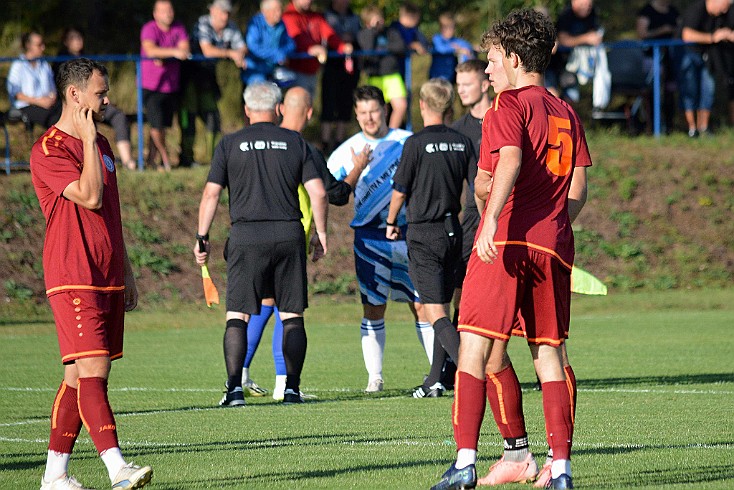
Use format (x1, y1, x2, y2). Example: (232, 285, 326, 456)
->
(327, 128, 412, 228)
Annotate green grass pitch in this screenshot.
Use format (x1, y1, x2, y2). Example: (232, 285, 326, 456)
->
(1, 289, 733, 488)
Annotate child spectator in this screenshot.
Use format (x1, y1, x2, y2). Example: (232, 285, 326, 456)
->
(357, 6, 410, 128)
(390, 2, 429, 81)
(429, 12, 474, 82)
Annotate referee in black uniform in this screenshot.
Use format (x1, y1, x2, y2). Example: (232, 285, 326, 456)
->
(194, 82, 328, 406)
(386, 78, 475, 397)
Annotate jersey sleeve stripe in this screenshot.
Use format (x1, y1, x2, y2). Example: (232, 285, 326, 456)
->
(41, 128, 58, 156)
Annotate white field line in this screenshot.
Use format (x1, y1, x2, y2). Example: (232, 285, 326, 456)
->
(1, 386, 732, 395)
(1, 435, 732, 451)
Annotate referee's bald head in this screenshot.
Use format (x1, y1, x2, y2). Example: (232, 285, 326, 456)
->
(243, 82, 282, 112)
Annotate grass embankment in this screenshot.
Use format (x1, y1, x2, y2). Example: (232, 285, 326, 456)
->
(2, 130, 732, 313)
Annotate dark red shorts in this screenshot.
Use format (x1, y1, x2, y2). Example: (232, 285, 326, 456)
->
(458, 246, 570, 346)
(48, 290, 125, 364)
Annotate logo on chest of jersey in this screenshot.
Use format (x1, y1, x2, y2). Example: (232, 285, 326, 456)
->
(239, 140, 288, 152)
(103, 154, 115, 173)
(425, 142, 466, 153)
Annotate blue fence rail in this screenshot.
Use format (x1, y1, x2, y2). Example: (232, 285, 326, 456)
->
(0, 40, 697, 174)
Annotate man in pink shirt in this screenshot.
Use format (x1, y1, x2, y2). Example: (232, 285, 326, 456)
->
(140, 0, 190, 171)
(282, 0, 352, 97)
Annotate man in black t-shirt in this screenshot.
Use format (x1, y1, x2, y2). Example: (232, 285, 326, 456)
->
(680, 0, 734, 134)
(386, 78, 475, 398)
(194, 82, 328, 406)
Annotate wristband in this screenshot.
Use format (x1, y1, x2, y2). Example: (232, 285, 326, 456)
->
(386, 220, 396, 227)
(196, 233, 209, 241)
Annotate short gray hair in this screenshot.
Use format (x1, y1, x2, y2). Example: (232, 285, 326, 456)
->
(243, 82, 282, 112)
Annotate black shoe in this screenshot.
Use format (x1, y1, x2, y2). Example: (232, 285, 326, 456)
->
(550, 474, 573, 489)
(282, 388, 304, 404)
(219, 386, 245, 407)
(412, 382, 445, 398)
(431, 463, 476, 490)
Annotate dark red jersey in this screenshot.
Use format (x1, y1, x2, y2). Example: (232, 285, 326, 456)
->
(30, 126, 125, 296)
(479, 85, 592, 269)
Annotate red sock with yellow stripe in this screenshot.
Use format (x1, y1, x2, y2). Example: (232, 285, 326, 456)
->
(541, 380, 573, 460)
(564, 365, 577, 423)
(48, 381, 82, 454)
(77, 377, 119, 453)
(486, 364, 527, 438)
(452, 371, 486, 450)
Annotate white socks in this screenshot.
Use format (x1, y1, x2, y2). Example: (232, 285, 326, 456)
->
(415, 321, 434, 364)
(44, 450, 71, 482)
(551, 459, 571, 478)
(455, 449, 477, 469)
(361, 318, 385, 381)
(100, 447, 126, 482)
(273, 375, 287, 400)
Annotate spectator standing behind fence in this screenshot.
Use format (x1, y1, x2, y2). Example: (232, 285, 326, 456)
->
(282, 0, 353, 98)
(179, 0, 247, 168)
(242, 0, 296, 88)
(550, 0, 604, 104)
(140, 0, 190, 171)
(321, 0, 361, 155)
(357, 7, 411, 129)
(6, 31, 61, 130)
(679, 0, 734, 137)
(636, 0, 680, 134)
(429, 12, 475, 83)
(54, 28, 137, 170)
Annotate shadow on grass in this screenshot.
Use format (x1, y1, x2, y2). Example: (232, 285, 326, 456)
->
(585, 463, 734, 487)
(518, 372, 734, 391)
(578, 372, 734, 389)
(154, 458, 440, 488)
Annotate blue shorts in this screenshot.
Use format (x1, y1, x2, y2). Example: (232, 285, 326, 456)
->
(354, 227, 419, 306)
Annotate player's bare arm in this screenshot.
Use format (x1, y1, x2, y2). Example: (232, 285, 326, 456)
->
(304, 177, 329, 259)
(475, 146, 521, 264)
(474, 168, 493, 214)
(568, 166, 587, 224)
(343, 144, 372, 189)
(62, 106, 104, 210)
(385, 190, 406, 240)
(194, 182, 223, 265)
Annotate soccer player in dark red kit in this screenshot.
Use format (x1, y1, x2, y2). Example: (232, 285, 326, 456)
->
(431, 9, 591, 490)
(30, 58, 152, 490)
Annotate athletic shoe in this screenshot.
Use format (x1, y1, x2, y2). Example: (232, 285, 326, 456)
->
(111, 463, 153, 489)
(549, 474, 573, 489)
(365, 378, 384, 393)
(534, 463, 552, 488)
(477, 454, 538, 485)
(40, 475, 90, 490)
(412, 382, 445, 398)
(219, 386, 245, 407)
(430, 463, 476, 490)
(282, 388, 304, 404)
(243, 379, 268, 397)
(273, 375, 287, 401)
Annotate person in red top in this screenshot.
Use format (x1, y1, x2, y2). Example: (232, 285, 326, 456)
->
(282, 0, 352, 97)
(30, 58, 152, 490)
(431, 9, 591, 490)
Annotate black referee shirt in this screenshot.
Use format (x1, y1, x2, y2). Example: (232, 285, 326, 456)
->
(451, 113, 482, 212)
(208, 122, 320, 223)
(392, 124, 475, 224)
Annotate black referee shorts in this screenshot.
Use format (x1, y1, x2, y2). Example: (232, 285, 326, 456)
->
(226, 221, 307, 315)
(406, 221, 463, 305)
